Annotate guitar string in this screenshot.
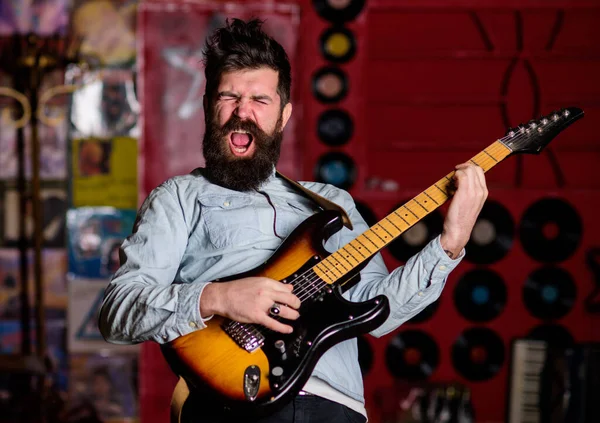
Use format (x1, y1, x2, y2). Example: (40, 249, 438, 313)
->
(243, 115, 567, 338)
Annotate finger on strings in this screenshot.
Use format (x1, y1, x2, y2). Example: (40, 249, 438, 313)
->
(274, 292, 301, 310)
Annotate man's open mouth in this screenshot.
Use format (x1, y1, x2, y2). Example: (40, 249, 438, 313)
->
(229, 130, 255, 156)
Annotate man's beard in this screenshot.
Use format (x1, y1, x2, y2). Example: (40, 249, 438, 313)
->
(202, 112, 283, 192)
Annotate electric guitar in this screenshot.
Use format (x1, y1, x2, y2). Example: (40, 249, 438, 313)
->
(161, 107, 584, 417)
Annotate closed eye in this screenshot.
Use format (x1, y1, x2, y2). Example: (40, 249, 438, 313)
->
(252, 96, 272, 105)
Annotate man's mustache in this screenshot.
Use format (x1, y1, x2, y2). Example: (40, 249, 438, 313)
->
(220, 115, 267, 138)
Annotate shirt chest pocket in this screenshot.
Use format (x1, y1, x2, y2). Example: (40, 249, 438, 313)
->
(200, 195, 263, 250)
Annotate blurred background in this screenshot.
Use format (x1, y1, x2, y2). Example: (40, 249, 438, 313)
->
(0, 0, 598, 422)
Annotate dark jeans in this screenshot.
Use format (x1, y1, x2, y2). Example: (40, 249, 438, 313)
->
(182, 395, 367, 423)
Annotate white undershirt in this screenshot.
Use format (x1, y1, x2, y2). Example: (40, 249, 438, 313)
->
(303, 376, 368, 420)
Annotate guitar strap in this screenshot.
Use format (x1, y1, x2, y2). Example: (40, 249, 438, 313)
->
(275, 171, 353, 230)
(169, 172, 354, 422)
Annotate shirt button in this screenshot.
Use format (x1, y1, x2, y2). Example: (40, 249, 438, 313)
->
(189, 322, 197, 328)
(223, 201, 230, 207)
(418, 291, 424, 296)
(162, 335, 168, 340)
(439, 265, 447, 270)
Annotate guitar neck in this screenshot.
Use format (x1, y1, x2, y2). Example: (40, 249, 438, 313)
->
(312, 140, 512, 284)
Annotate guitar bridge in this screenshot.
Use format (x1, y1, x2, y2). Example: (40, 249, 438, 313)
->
(222, 320, 265, 352)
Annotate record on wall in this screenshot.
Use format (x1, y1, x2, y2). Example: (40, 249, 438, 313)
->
(312, 67, 349, 103)
(519, 198, 582, 263)
(523, 266, 576, 320)
(466, 200, 514, 264)
(313, 0, 365, 23)
(527, 323, 575, 347)
(314, 152, 357, 190)
(452, 327, 504, 381)
(454, 269, 507, 322)
(319, 27, 356, 63)
(386, 330, 439, 381)
(388, 204, 443, 263)
(317, 109, 354, 146)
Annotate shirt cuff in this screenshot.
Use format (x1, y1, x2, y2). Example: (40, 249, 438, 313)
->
(423, 235, 465, 289)
(197, 282, 214, 325)
(165, 281, 212, 341)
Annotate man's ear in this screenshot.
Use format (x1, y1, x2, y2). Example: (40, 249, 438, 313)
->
(281, 102, 293, 131)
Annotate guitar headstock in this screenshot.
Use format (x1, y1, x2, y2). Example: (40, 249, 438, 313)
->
(500, 107, 584, 155)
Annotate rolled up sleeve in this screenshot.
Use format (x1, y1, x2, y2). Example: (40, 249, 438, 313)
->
(98, 182, 210, 345)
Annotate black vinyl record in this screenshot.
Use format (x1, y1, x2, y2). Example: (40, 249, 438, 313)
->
(312, 67, 348, 103)
(519, 198, 582, 263)
(388, 204, 443, 263)
(319, 27, 357, 63)
(314, 152, 357, 190)
(452, 327, 505, 381)
(466, 200, 514, 264)
(454, 269, 507, 322)
(527, 323, 575, 347)
(313, 0, 365, 23)
(355, 201, 377, 227)
(523, 266, 576, 320)
(408, 298, 440, 324)
(386, 330, 439, 381)
(357, 335, 373, 375)
(317, 109, 353, 146)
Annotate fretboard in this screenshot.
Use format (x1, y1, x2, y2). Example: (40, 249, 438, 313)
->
(312, 140, 512, 284)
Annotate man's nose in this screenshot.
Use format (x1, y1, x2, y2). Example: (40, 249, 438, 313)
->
(234, 99, 252, 119)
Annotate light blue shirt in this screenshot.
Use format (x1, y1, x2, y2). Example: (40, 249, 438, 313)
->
(99, 168, 463, 403)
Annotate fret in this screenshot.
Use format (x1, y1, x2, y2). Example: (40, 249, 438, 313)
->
(361, 232, 382, 250)
(374, 222, 395, 240)
(328, 254, 348, 273)
(472, 152, 492, 171)
(331, 252, 350, 271)
(354, 237, 374, 254)
(392, 211, 411, 228)
(348, 242, 367, 259)
(400, 204, 421, 222)
(483, 149, 498, 162)
(339, 246, 359, 266)
(433, 182, 449, 196)
(423, 191, 439, 206)
(322, 257, 343, 278)
(313, 263, 335, 284)
(425, 185, 448, 203)
(380, 218, 402, 235)
(414, 193, 433, 212)
(413, 198, 429, 214)
(369, 226, 387, 243)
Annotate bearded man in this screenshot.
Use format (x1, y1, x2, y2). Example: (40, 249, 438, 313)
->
(99, 18, 488, 423)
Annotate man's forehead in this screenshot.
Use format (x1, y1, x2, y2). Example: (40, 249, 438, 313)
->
(218, 68, 280, 95)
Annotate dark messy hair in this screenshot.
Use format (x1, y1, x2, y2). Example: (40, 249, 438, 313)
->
(203, 18, 291, 108)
